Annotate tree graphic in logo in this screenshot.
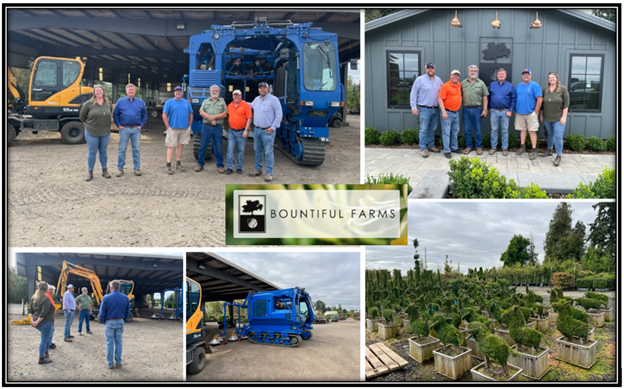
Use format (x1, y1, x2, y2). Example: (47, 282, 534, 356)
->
(239, 196, 266, 233)
(242, 200, 263, 215)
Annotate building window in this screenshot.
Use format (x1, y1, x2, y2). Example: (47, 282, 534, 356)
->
(387, 51, 420, 108)
(568, 54, 603, 112)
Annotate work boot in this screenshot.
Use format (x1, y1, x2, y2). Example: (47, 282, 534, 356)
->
(543, 148, 553, 157)
(176, 161, 185, 172)
(428, 146, 440, 153)
(553, 156, 561, 167)
(85, 170, 93, 182)
(38, 357, 52, 364)
(529, 148, 538, 160)
(45, 351, 49, 358)
(165, 163, 173, 175)
(102, 168, 111, 178)
(116, 169, 124, 177)
(516, 144, 525, 156)
(49, 343, 56, 349)
(489, 148, 497, 155)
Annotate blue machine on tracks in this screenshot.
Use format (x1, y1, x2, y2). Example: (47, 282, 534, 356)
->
(184, 17, 343, 166)
(221, 287, 315, 347)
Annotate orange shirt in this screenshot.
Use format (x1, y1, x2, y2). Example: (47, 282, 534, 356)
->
(47, 292, 57, 313)
(438, 80, 462, 111)
(227, 100, 252, 130)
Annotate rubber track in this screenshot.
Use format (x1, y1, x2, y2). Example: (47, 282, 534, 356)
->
(277, 137, 325, 167)
(248, 334, 302, 347)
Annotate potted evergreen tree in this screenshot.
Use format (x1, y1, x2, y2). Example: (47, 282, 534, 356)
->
(377, 308, 400, 339)
(431, 315, 472, 380)
(408, 316, 440, 363)
(467, 322, 523, 382)
(554, 301, 598, 369)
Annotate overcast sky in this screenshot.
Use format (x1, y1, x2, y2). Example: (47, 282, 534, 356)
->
(366, 201, 606, 276)
(211, 251, 361, 311)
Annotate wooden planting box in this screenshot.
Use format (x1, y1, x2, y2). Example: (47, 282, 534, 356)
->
(495, 326, 515, 347)
(527, 320, 537, 330)
(508, 345, 550, 380)
(458, 326, 468, 342)
(532, 317, 549, 333)
(587, 309, 605, 328)
(467, 337, 485, 360)
(402, 319, 412, 333)
(555, 336, 598, 369)
(433, 345, 472, 380)
(573, 327, 595, 342)
(367, 318, 385, 333)
(408, 336, 440, 364)
(600, 307, 613, 322)
(470, 361, 523, 382)
(548, 309, 558, 323)
(377, 322, 399, 340)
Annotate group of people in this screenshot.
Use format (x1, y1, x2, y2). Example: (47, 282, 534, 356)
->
(29, 280, 131, 369)
(79, 81, 282, 183)
(410, 63, 570, 166)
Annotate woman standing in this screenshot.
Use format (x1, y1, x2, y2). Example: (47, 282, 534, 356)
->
(80, 85, 113, 181)
(540, 72, 569, 167)
(29, 281, 55, 364)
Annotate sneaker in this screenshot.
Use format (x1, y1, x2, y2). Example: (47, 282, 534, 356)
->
(553, 156, 561, 167)
(236, 169, 243, 174)
(116, 170, 124, 177)
(444, 152, 452, 159)
(452, 149, 462, 154)
(529, 148, 538, 160)
(165, 164, 173, 175)
(176, 161, 185, 172)
(225, 169, 233, 175)
(134, 169, 141, 176)
(516, 144, 525, 156)
(502, 149, 509, 156)
(489, 148, 497, 155)
(476, 148, 483, 155)
(420, 150, 429, 158)
(428, 147, 441, 153)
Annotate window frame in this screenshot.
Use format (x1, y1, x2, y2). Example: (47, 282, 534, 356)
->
(386, 50, 421, 109)
(567, 54, 604, 113)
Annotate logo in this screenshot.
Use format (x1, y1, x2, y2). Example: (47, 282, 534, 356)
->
(238, 195, 266, 233)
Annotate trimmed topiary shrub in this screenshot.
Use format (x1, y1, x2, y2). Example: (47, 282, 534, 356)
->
(587, 136, 607, 151)
(365, 127, 379, 145)
(555, 301, 590, 341)
(369, 306, 380, 318)
(552, 272, 575, 290)
(575, 298, 603, 310)
(568, 166, 615, 199)
(365, 173, 413, 194)
(380, 130, 399, 146)
(606, 135, 616, 151)
(585, 291, 609, 304)
(400, 129, 419, 145)
(566, 134, 585, 151)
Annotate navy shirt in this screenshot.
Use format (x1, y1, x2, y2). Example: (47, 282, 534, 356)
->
(113, 96, 147, 128)
(488, 80, 516, 112)
(99, 290, 131, 322)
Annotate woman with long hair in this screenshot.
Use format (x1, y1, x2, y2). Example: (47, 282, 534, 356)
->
(80, 85, 113, 181)
(540, 72, 569, 166)
(28, 281, 55, 364)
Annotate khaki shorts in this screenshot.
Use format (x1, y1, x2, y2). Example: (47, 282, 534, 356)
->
(515, 112, 539, 132)
(165, 127, 191, 147)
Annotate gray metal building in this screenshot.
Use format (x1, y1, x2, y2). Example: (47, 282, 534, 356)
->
(365, 8, 616, 139)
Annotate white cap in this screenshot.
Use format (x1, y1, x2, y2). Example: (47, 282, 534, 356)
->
(232, 89, 242, 95)
(451, 69, 461, 76)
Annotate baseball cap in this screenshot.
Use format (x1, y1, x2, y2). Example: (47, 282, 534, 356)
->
(522, 69, 531, 75)
(451, 69, 461, 75)
(425, 62, 436, 68)
(174, 86, 183, 91)
(258, 82, 269, 88)
(67, 284, 74, 289)
(232, 89, 242, 95)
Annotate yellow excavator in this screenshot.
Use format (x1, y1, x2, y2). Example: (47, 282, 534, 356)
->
(7, 56, 93, 146)
(186, 276, 211, 375)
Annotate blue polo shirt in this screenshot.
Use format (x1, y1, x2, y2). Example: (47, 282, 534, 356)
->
(515, 81, 542, 115)
(488, 80, 516, 112)
(410, 74, 444, 109)
(250, 93, 282, 130)
(113, 96, 147, 128)
(163, 98, 193, 129)
(99, 290, 131, 322)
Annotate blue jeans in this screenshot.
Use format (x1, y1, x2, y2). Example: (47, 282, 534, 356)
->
(253, 127, 276, 175)
(441, 110, 460, 153)
(63, 309, 75, 339)
(490, 109, 511, 150)
(544, 120, 565, 156)
(105, 320, 124, 367)
(462, 106, 483, 148)
(117, 126, 141, 170)
(85, 129, 110, 171)
(36, 321, 54, 358)
(227, 129, 248, 170)
(78, 310, 91, 333)
(418, 107, 439, 151)
(198, 124, 224, 168)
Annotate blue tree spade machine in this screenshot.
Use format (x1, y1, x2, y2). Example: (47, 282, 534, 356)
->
(184, 17, 343, 166)
(216, 287, 315, 347)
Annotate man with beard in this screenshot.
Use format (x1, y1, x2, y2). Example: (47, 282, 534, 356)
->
(196, 84, 228, 173)
(410, 62, 443, 158)
(460, 65, 489, 155)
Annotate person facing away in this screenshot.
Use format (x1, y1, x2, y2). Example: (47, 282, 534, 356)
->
(99, 279, 131, 369)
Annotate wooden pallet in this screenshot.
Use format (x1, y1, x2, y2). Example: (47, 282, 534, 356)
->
(365, 342, 409, 379)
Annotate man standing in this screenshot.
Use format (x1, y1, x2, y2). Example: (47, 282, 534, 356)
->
(46, 285, 57, 350)
(75, 287, 93, 336)
(226, 89, 252, 174)
(114, 83, 147, 177)
(438, 70, 463, 159)
(488, 68, 516, 156)
(162, 86, 193, 174)
(410, 62, 444, 158)
(99, 280, 131, 369)
(62, 284, 76, 342)
(515, 69, 543, 159)
(250, 82, 282, 182)
(195, 85, 228, 173)
(461, 65, 489, 155)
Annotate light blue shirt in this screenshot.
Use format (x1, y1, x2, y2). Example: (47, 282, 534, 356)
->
(63, 290, 76, 311)
(251, 93, 282, 130)
(410, 74, 444, 109)
(515, 81, 543, 115)
(163, 98, 193, 129)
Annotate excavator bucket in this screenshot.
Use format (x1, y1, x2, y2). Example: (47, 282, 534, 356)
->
(11, 314, 31, 325)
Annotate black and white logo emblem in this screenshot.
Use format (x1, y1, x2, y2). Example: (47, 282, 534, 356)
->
(239, 195, 266, 233)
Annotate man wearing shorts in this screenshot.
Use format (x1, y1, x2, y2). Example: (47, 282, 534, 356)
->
(515, 69, 543, 160)
(162, 86, 193, 174)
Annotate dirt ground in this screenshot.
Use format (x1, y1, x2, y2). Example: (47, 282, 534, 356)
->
(7, 304, 183, 382)
(188, 318, 360, 382)
(366, 287, 616, 382)
(7, 115, 360, 248)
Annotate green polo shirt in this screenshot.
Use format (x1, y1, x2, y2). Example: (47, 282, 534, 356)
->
(461, 78, 489, 107)
(79, 101, 112, 136)
(199, 97, 227, 125)
(75, 294, 93, 310)
(541, 85, 570, 122)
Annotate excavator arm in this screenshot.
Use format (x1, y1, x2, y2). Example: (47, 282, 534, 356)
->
(55, 261, 105, 306)
(8, 66, 26, 113)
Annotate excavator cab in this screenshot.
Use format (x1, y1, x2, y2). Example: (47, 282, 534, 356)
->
(186, 277, 209, 375)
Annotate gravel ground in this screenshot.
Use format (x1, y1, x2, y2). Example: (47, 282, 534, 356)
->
(7, 305, 183, 382)
(7, 115, 360, 247)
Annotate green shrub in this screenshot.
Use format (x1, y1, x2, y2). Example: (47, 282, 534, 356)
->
(368, 306, 380, 318)
(585, 291, 609, 304)
(580, 273, 616, 289)
(587, 136, 607, 151)
(379, 130, 399, 146)
(508, 131, 518, 149)
(400, 129, 419, 144)
(552, 272, 575, 290)
(566, 134, 585, 151)
(365, 127, 379, 145)
(576, 298, 603, 310)
(510, 183, 549, 199)
(481, 134, 491, 148)
(606, 135, 616, 151)
(568, 166, 615, 199)
(365, 173, 413, 194)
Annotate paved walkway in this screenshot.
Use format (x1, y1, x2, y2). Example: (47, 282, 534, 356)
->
(365, 147, 615, 190)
